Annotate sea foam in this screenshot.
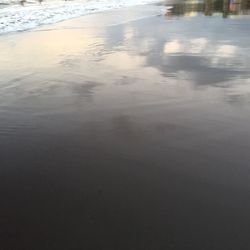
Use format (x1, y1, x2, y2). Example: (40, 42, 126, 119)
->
(0, 0, 160, 34)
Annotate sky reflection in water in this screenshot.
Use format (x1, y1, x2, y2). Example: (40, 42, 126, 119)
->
(1, 1, 250, 249)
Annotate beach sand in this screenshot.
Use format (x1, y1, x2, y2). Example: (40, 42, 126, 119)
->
(1, 2, 250, 249)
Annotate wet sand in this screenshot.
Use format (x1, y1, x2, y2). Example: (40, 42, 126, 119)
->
(1, 2, 250, 249)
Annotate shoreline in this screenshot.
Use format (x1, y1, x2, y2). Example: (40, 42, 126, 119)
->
(0, 0, 162, 35)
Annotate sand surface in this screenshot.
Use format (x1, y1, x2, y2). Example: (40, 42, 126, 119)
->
(1, 2, 250, 249)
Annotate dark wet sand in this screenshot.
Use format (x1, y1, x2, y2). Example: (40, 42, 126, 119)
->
(1, 2, 250, 249)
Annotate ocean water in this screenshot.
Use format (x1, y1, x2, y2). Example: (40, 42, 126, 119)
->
(0, 0, 161, 34)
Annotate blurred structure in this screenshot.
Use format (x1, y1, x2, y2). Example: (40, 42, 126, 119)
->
(164, 0, 250, 18)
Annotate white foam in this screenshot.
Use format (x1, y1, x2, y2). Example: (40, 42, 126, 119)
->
(0, 0, 160, 34)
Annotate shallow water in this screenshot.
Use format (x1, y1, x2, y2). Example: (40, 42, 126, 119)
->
(1, 1, 250, 249)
